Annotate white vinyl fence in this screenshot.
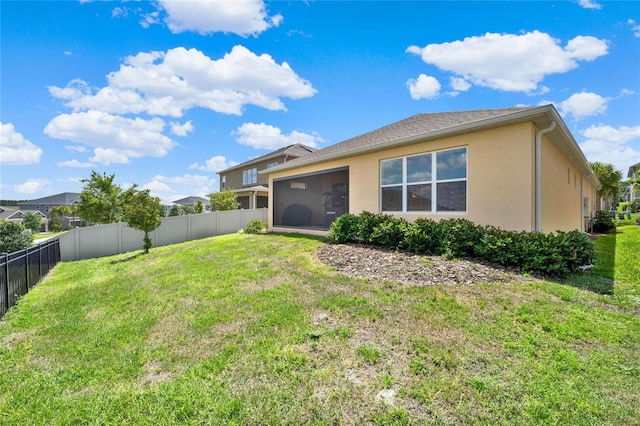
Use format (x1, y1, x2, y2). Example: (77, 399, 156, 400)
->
(59, 209, 268, 262)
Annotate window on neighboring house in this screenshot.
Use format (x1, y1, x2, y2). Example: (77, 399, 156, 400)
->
(242, 168, 257, 186)
(221, 176, 226, 189)
(380, 147, 467, 213)
(266, 162, 278, 169)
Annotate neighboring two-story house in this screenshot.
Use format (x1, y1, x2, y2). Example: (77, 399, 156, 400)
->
(217, 144, 316, 209)
(18, 192, 83, 228)
(0, 206, 48, 232)
(172, 196, 211, 212)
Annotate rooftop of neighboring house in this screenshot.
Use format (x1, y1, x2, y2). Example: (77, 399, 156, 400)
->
(0, 206, 46, 221)
(173, 196, 209, 205)
(18, 192, 81, 205)
(628, 162, 640, 178)
(217, 143, 317, 174)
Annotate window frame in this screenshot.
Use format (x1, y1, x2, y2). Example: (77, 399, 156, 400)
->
(242, 168, 258, 186)
(380, 146, 467, 213)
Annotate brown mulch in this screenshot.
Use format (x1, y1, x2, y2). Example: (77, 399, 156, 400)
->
(315, 243, 537, 286)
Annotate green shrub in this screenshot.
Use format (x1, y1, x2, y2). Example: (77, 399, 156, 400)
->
(592, 210, 615, 233)
(630, 199, 640, 213)
(400, 217, 444, 255)
(438, 218, 485, 259)
(244, 219, 267, 234)
(370, 216, 409, 249)
(326, 213, 359, 243)
(481, 227, 524, 267)
(358, 211, 391, 244)
(0, 221, 34, 253)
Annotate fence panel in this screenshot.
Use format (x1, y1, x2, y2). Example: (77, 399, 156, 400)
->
(0, 238, 61, 318)
(59, 208, 269, 262)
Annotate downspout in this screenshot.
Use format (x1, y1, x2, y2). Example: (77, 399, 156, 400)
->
(535, 120, 556, 232)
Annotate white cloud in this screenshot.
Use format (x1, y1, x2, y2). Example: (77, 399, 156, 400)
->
(557, 91, 608, 120)
(629, 19, 640, 38)
(49, 45, 316, 117)
(579, 124, 640, 173)
(155, 0, 282, 36)
(188, 155, 238, 172)
(407, 31, 608, 92)
(44, 110, 177, 165)
(578, 0, 602, 10)
(406, 74, 441, 100)
(170, 120, 194, 137)
(233, 122, 324, 150)
(0, 122, 43, 165)
(57, 159, 95, 168)
(450, 77, 471, 92)
(13, 178, 50, 194)
(142, 174, 217, 204)
(65, 145, 87, 153)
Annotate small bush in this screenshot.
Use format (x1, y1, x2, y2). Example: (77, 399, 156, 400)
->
(438, 218, 485, 259)
(358, 211, 392, 244)
(592, 210, 615, 233)
(630, 199, 640, 213)
(0, 221, 34, 253)
(244, 219, 267, 234)
(400, 217, 444, 255)
(370, 216, 409, 249)
(326, 213, 359, 243)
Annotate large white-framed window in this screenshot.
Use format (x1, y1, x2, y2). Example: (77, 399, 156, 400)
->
(242, 168, 257, 185)
(380, 147, 467, 213)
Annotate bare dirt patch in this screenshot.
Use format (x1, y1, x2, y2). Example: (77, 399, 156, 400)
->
(315, 243, 536, 286)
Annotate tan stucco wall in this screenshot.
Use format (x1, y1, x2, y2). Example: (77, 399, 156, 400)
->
(540, 136, 588, 232)
(268, 122, 540, 232)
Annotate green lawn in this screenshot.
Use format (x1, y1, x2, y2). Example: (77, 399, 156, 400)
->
(1, 227, 639, 425)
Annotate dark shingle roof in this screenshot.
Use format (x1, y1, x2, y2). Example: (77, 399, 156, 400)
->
(264, 107, 533, 173)
(19, 192, 81, 205)
(218, 143, 317, 174)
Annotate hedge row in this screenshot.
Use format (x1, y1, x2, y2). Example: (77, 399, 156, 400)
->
(326, 212, 595, 278)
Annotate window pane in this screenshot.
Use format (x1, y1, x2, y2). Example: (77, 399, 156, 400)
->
(436, 148, 466, 180)
(407, 153, 431, 183)
(436, 181, 466, 212)
(381, 158, 403, 185)
(407, 184, 431, 211)
(381, 187, 402, 211)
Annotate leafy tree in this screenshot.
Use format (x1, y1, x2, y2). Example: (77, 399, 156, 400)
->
(168, 204, 182, 216)
(48, 205, 72, 232)
(123, 189, 162, 254)
(194, 200, 204, 213)
(75, 171, 125, 224)
(182, 205, 196, 215)
(209, 189, 240, 211)
(22, 212, 41, 234)
(590, 162, 623, 210)
(0, 221, 34, 253)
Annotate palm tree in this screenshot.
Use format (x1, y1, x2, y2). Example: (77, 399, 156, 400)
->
(590, 162, 623, 211)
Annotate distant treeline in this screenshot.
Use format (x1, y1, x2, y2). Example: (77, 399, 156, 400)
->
(0, 200, 26, 206)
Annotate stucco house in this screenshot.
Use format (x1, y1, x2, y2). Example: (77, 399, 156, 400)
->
(0, 207, 48, 232)
(217, 143, 316, 209)
(18, 192, 82, 229)
(173, 196, 211, 212)
(628, 162, 640, 201)
(262, 105, 600, 235)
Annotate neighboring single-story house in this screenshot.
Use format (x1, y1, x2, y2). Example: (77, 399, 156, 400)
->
(262, 105, 601, 235)
(0, 206, 48, 232)
(217, 143, 317, 209)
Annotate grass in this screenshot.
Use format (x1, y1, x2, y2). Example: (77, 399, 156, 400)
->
(1, 228, 639, 425)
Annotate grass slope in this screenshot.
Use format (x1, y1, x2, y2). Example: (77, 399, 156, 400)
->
(1, 229, 639, 425)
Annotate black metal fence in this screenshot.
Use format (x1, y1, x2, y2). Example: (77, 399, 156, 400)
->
(1, 238, 61, 318)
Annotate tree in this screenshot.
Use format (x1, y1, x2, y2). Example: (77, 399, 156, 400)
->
(590, 162, 623, 210)
(48, 205, 72, 232)
(194, 200, 204, 213)
(22, 212, 41, 234)
(0, 221, 33, 253)
(168, 204, 182, 216)
(123, 189, 163, 254)
(209, 189, 240, 211)
(75, 171, 125, 224)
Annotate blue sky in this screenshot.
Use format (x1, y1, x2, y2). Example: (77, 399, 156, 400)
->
(1, 0, 639, 204)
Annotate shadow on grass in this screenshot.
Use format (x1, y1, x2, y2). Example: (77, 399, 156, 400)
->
(563, 230, 617, 295)
(109, 252, 145, 264)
